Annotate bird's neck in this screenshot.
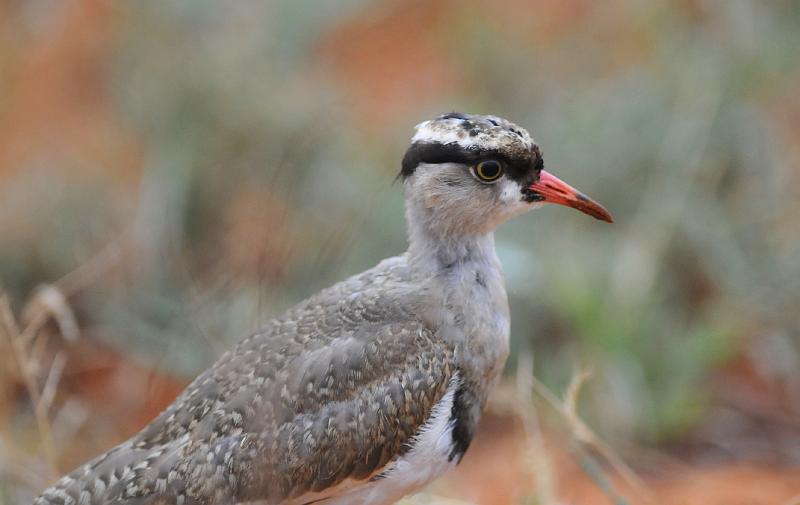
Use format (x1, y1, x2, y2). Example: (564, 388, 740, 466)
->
(405, 200, 499, 275)
(404, 196, 511, 402)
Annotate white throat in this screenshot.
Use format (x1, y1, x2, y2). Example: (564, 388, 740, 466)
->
(405, 196, 500, 275)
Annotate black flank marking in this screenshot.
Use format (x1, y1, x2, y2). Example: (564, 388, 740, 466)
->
(448, 382, 473, 462)
(475, 271, 486, 288)
(369, 470, 389, 482)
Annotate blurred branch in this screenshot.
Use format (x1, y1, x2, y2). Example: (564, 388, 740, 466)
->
(0, 292, 59, 479)
(516, 352, 560, 505)
(530, 369, 653, 505)
(0, 234, 128, 483)
(22, 286, 79, 343)
(55, 232, 130, 297)
(39, 352, 67, 417)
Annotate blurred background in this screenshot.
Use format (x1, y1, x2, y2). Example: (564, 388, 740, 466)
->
(1, 1, 799, 503)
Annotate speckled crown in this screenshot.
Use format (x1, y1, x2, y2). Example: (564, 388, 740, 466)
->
(401, 112, 541, 180)
(411, 112, 535, 153)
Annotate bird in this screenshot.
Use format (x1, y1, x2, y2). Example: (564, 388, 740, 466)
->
(34, 112, 612, 505)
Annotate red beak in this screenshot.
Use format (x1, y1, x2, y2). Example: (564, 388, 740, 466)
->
(528, 170, 613, 223)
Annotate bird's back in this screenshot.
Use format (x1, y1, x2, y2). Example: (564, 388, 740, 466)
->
(35, 256, 460, 505)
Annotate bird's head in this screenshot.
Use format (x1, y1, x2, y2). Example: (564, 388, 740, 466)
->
(400, 112, 612, 237)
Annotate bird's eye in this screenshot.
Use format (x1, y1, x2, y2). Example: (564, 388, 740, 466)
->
(474, 160, 504, 182)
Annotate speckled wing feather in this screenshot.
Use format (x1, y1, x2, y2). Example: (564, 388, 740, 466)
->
(35, 258, 457, 505)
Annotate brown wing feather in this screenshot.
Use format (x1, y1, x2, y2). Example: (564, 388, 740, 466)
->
(35, 258, 455, 505)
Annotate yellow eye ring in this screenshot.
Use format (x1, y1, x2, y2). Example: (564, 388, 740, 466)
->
(475, 160, 504, 182)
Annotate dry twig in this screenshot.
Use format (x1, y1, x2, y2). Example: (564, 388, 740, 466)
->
(0, 285, 88, 481)
(0, 235, 127, 486)
(530, 369, 654, 505)
(516, 352, 561, 505)
(0, 293, 59, 479)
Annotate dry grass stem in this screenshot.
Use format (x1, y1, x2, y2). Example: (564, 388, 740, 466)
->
(516, 352, 560, 505)
(530, 369, 653, 505)
(0, 283, 86, 482)
(24, 286, 79, 343)
(0, 235, 127, 491)
(55, 233, 129, 297)
(0, 293, 58, 478)
(39, 352, 67, 416)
